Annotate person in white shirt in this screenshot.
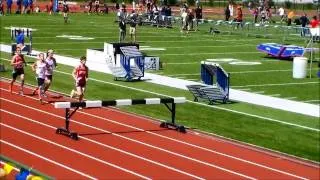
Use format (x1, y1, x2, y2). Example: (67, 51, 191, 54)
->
(228, 3, 233, 17)
(181, 8, 187, 33)
(32, 49, 57, 95)
(32, 53, 48, 104)
(44, 49, 57, 93)
(278, 7, 285, 22)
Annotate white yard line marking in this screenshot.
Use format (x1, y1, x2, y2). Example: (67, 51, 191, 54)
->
(251, 91, 265, 94)
(166, 62, 199, 65)
(0, 98, 253, 180)
(303, 100, 320, 103)
(162, 52, 261, 56)
(269, 94, 281, 97)
(232, 81, 319, 88)
(0, 119, 152, 180)
(236, 88, 251, 91)
(0, 92, 314, 179)
(0, 138, 97, 180)
(229, 69, 319, 74)
(185, 79, 198, 81)
(285, 97, 298, 100)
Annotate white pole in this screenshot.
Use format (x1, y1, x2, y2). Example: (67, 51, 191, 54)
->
(309, 37, 313, 79)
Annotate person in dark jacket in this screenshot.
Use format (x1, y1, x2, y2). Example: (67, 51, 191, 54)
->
(299, 13, 309, 37)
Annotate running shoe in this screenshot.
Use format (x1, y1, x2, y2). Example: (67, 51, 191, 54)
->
(70, 90, 75, 98)
(42, 92, 48, 98)
(32, 89, 37, 96)
(19, 90, 24, 96)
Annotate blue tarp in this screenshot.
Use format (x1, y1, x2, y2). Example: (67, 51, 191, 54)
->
(257, 43, 304, 58)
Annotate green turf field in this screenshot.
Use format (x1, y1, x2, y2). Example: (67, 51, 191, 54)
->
(0, 13, 319, 162)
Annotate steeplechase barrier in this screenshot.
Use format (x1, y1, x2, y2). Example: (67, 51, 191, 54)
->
(187, 61, 229, 104)
(54, 97, 186, 140)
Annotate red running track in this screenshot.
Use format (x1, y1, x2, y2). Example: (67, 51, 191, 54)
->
(0, 79, 319, 179)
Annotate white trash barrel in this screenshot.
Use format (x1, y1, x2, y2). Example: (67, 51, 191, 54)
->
(293, 57, 308, 78)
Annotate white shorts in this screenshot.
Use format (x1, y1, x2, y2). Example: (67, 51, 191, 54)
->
(129, 27, 136, 34)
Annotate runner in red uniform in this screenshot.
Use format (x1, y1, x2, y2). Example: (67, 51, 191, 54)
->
(9, 47, 26, 95)
(70, 56, 89, 102)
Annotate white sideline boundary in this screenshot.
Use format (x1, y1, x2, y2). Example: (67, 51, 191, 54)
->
(0, 44, 319, 117)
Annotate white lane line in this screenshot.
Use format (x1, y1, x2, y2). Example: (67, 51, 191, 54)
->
(0, 97, 253, 180)
(165, 68, 319, 76)
(0, 103, 204, 179)
(0, 93, 313, 179)
(0, 120, 152, 180)
(0, 138, 97, 180)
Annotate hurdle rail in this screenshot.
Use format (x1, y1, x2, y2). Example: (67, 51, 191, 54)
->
(54, 97, 186, 140)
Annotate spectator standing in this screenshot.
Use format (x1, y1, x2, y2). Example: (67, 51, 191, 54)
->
(48, 0, 53, 15)
(88, 0, 93, 14)
(225, 5, 230, 21)
(115, 2, 119, 12)
(287, 10, 294, 26)
(180, 8, 188, 33)
(28, 0, 33, 13)
(228, 2, 233, 17)
(300, 13, 309, 37)
(236, 6, 243, 29)
(129, 11, 137, 43)
(16, 0, 22, 14)
(62, 0, 69, 23)
(22, 0, 28, 13)
(278, 6, 285, 22)
(102, 3, 108, 14)
(119, 18, 126, 42)
(310, 16, 319, 41)
(6, 0, 13, 14)
(253, 7, 258, 23)
(194, 5, 202, 30)
(94, 0, 99, 13)
(310, 15, 319, 28)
